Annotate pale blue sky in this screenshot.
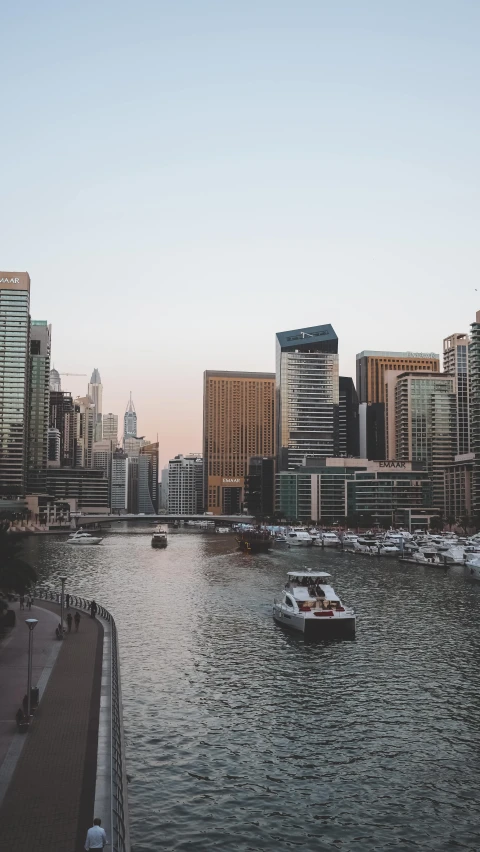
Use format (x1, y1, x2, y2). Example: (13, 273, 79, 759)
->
(2, 1, 479, 465)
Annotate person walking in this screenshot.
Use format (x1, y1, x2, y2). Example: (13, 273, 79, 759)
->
(65, 593, 70, 609)
(19, 595, 25, 611)
(84, 817, 108, 849)
(90, 599, 97, 619)
(66, 612, 73, 633)
(74, 611, 81, 632)
(26, 594, 33, 610)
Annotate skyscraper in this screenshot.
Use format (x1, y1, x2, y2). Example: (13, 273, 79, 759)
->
(443, 333, 470, 456)
(27, 321, 51, 493)
(103, 412, 118, 446)
(339, 377, 360, 457)
(74, 396, 95, 467)
(385, 371, 456, 510)
(139, 441, 159, 513)
(111, 449, 128, 512)
(469, 312, 480, 516)
(0, 272, 31, 504)
(49, 368, 61, 392)
(49, 390, 75, 467)
(203, 370, 275, 514)
(356, 350, 440, 460)
(276, 324, 339, 470)
(124, 392, 137, 441)
(88, 368, 103, 442)
(168, 453, 204, 514)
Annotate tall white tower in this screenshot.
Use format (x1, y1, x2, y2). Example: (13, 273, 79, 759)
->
(88, 368, 103, 442)
(124, 392, 137, 441)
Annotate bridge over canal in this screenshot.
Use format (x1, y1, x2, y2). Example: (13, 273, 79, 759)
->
(72, 513, 255, 528)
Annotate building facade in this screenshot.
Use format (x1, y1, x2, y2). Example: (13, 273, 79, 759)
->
(123, 393, 137, 441)
(443, 333, 470, 456)
(339, 376, 360, 457)
(92, 439, 114, 475)
(0, 272, 31, 503)
(203, 370, 275, 514)
(385, 372, 456, 511)
(275, 458, 433, 529)
(88, 368, 103, 442)
(111, 449, 128, 512)
(469, 312, 480, 516)
(168, 454, 204, 514)
(49, 368, 61, 392)
(46, 468, 110, 513)
(444, 453, 474, 521)
(139, 442, 159, 513)
(49, 390, 75, 467)
(276, 324, 339, 470)
(27, 320, 51, 493)
(244, 456, 275, 518)
(74, 396, 95, 467)
(103, 412, 118, 446)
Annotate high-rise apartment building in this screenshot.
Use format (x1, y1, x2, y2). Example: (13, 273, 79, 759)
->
(469, 312, 480, 516)
(443, 333, 470, 456)
(111, 449, 128, 512)
(92, 439, 114, 475)
(124, 393, 137, 441)
(203, 370, 275, 514)
(88, 368, 103, 442)
(139, 442, 159, 513)
(356, 350, 440, 460)
(339, 377, 360, 457)
(27, 321, 51, 493)
(385, 371, 456, 510)
(49, 390, 75, 466)
(244, 456, 275, 517)
(49, 368, 61, 392)
(276, 325, 339, 470)
(74, 396, 95, 467)
(168, 453, 204, 514)
(0, 272, 31, 504)
(103, 412, 118, 446)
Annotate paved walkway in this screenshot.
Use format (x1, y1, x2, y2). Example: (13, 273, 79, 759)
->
(0, 601, 104, 852)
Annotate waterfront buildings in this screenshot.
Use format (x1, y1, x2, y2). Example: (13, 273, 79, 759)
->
(244, 456, 275, 517)
(46, 467, 110, 513)
(168, 453, 204, 514)
(275, 458, 434, 530)
(103, 412, 118, 446)
(74, 396, 95, 467)
(138, 442, 159, 513)
(0, 272, 31, 506)
(27, 321, 51, 493)
(88, 368, 103, 442)
(469, 312, 480, 516)
(443, 334, 470, 455)
(357, 351, 440, 460)
(339, 377, 360, 457)
(124, 393, 137, 440)
(276, 324, 339, 470)
(111, 449, 128, 512)
(385, 372, 456, 511)
(203, 370, 275, 514)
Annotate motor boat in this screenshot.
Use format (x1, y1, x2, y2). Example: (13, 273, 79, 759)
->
(273, 570, 355, 638)
(215, 526, 231, 534)
(313, 532, 341, 548)
(67, 530, 103, 545)
(274, 533, 288, 543)
(399, 549, 452, 567)
(286, 528, 313, 547)
(151, 527, 168, 548)
(465, 555, 480, 581)
(340, 533, 358, 549)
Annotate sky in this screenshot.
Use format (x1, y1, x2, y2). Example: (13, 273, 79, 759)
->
(2, 1, 480, 469)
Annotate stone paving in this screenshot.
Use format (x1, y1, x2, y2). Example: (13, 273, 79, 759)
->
(0, 601, 104, 852)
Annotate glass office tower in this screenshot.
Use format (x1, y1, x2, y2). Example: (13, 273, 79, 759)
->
(27, 320, 51, 493)
(0, 273, 31, 500)
(276, 324, 339, 470)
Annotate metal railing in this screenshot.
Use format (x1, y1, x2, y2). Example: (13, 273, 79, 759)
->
(34, 586, 129, 852)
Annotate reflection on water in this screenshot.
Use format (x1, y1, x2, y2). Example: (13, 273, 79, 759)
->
(24, 526, 480, 851)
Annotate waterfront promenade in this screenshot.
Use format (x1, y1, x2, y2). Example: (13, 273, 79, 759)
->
(0, 596, 126, 852)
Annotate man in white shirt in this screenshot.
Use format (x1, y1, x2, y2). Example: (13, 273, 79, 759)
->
(85, 817, 108, 849)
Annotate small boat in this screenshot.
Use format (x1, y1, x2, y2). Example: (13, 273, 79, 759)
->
(151, 528, 168, 548)
(237, 528, 273, 553)
(215, 526, 231, 534)
(465, 555, 480, 581)
(274, 533, 288, 543)
(67, 530, 103, 545)
(340, 533, 358, 549)
(273, 570, 355, 638)
(313, 532, 341, 548)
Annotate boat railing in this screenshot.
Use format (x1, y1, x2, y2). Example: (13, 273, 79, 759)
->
(32, 585, 130, 852)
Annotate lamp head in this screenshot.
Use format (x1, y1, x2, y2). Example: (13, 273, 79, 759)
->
(25, 618, 38, 631)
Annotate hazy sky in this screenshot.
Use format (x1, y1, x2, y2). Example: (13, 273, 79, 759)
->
(2, 1, 479, 468)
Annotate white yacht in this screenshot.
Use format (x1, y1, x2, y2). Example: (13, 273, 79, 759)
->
(151, 527, 168, 548)
(215, 526, 231, 534)
(313, 532, 341, 548)
(67, 530, 103, 546)
(286, 529, 313, 547)
(341, 533, 358, 549)
(273, 571, 356, 638)
(465, 555, 480, 581)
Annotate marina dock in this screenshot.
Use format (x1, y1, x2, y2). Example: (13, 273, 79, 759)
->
(0, 593, 130, 852)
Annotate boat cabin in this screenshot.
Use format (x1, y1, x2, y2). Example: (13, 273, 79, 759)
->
(283, 572, 344, 613)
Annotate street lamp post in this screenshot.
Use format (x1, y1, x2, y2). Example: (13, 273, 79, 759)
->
(25, 618, 38, 719)
(60, 576, 67, 637)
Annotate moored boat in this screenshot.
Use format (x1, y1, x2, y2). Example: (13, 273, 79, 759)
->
(273, 570, 355, 638)
(237, 528, 273, 553)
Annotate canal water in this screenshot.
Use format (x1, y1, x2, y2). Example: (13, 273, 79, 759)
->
(24, 527, 480, 851)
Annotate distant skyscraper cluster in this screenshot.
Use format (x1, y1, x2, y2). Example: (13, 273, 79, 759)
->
(0, 270, 158, 525)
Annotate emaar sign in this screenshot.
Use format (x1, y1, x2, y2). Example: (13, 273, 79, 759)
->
(0, 277, 20, 284)
(378, 461, 406, 469)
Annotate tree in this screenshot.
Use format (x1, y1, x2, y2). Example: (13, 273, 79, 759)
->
(459, 515, 473, 535)
(446, 516, 456, 531)
(0, 521, 37, 601)
(429, 515, 444, 532)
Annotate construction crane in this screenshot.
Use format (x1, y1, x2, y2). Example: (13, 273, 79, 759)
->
(59, 372, 87, 377)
